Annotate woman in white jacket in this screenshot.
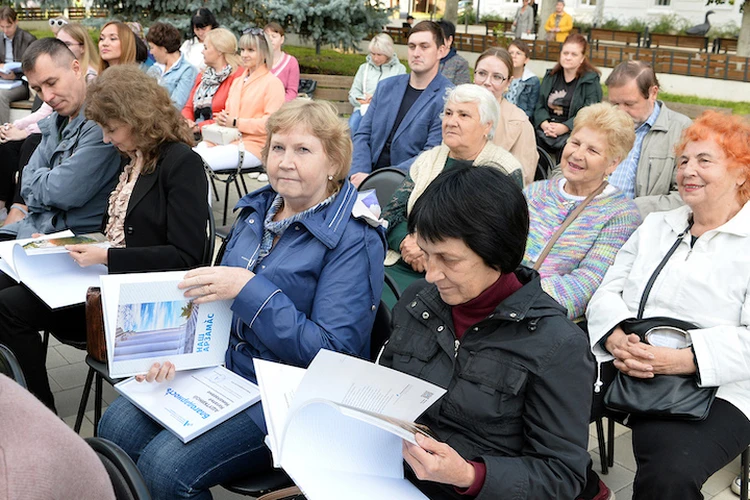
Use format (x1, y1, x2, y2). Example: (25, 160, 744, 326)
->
(586, 111, 750, 500)
(347, 33, 405, 135)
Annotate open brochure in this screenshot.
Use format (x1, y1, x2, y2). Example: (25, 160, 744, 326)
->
(100, 271, 233, 378)
(0, 62, 21, 74)
(21, 232, 109, 255)
(0, 230, 108, 309)
(254, 350, 447, 499)
(115, 365, 260, 443)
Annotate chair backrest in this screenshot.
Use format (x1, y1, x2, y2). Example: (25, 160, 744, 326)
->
(0, 344, 26, 388)
(369, 300, 392, 361)
(85, 437, 152, 500)
(358, 168, 407, 209)
(203, 194, 216, 266)
(535, 146, 555, 181)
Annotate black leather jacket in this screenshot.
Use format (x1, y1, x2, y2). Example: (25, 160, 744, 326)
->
(380, 268, 594, 499)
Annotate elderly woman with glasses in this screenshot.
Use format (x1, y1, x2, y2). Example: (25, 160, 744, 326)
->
(348, 33, 406, 135)
(194, 27, 285, 177)
(381, 84, 523, 297)
(473, 47, 538, 185)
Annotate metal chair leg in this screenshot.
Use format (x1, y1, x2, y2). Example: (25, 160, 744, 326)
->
(607, 417, 616, 468)
(222, 177, 231, 226)
(595, 418, 608, 475)
(74, 366, 95, 433)
(741, 446, 749, 500)
(210, 177, 220, 202)
(93, 373, 103, 437)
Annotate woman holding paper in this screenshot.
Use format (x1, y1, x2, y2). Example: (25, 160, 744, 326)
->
(379, 166, 595, 498)
(0, 65, 208, 412)
(98, 98, 386, 500)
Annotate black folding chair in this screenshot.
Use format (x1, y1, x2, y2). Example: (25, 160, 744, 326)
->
(86, 437, 152, 500)
(357, 167, 407, 208)
(0, 343, 26, 387)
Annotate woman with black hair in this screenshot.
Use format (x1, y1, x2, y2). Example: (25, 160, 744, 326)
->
(379, 166, 595, 499)
(180, 7, 219, 70)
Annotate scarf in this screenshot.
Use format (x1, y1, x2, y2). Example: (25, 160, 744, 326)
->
(192, 64, 233, 122)
(105, 151, 144, 248)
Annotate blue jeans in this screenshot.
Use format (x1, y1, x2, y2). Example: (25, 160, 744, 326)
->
(99, 397, 271, 500)
(348, 110, 363, 136)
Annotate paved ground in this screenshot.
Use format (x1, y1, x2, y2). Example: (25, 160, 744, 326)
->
(47, 174, 741, 500)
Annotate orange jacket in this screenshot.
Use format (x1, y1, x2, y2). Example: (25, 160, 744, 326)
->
(224, 66, 285, 158)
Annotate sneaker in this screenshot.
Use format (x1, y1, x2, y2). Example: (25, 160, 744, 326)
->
(577, 480, 615, 500)
(257, 173, 269, 182)
(732, 474, 744, 495)
(248, 172, 260, 179)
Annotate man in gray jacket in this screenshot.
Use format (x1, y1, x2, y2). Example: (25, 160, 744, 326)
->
(606, 60, 692, 216)
(0, 38, 120, 240)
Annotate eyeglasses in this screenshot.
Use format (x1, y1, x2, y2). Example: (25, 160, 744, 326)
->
(49, 18, 68, 27)
(63, 41, 82, 47)
(473, 70, 508, 84)
(242, 27, 264, 36)
(508, 49, 525, 57)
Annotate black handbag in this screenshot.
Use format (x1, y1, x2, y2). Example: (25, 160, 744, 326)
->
(603, 223, 718, 421)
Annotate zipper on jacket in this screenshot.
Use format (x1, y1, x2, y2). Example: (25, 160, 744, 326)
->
(453, 339, 460, 358)
(594, 360, 603, 394)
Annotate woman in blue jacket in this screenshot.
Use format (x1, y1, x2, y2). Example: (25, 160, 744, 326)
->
(98, 99, 386, 500)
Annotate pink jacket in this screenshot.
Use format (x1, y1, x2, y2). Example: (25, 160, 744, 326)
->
(271, 52, 300, 102)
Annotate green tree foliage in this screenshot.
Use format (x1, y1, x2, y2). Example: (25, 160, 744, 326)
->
(266, 0, 391, 54)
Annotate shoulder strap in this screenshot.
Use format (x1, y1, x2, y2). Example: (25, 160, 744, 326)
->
(533, 180, 608, 270)
(637, 221, 692, 318)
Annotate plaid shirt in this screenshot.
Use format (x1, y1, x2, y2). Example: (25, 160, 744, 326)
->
(609, 102, 661, 199)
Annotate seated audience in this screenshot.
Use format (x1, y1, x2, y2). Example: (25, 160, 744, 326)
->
(505, 38, 540, 119)
(0, 38, 120, 242)
(0, 22, 99, 223)
(473, 47, 538, 184)
(0, 374, 115, 499)
(544, 0, 573, 42)
(0, 63, 208, 411)
(523, 102, 640, 320)
(348, 33, 406, 135)
(182, 28, 241, 133)
(534, 33, 601, 159)
(586, 110, 750, 500)
(437, 20, 470, 85)
(181, 8, 219, 70)
(380, 166, 594, 498)
(350, 21, 452, 187)
(98, 99, 386, 499)
(0, 7, 36, 124)
(98, 21, 137, 74)
(382, 84, 523, 296)
(264, 22, 300, 101)
(194, 28, 285, 173)
(146, 22, 198, 109)
(606, 60, 692, 216)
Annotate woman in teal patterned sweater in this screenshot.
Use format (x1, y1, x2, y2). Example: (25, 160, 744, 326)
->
(523, 103, 641, 319)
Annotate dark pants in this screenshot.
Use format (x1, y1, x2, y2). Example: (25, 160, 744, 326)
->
(0, 273, 85, 411)
(631, 398, 750, 499)
(12, 133, 43, 205)
(0, 138, 24, 203)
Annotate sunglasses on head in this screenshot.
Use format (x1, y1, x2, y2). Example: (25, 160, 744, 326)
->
(242, 27, 264, 36)
(49, 18, 68, 27)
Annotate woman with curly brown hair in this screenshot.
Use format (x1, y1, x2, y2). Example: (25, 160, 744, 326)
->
(0, 64, 209, 412)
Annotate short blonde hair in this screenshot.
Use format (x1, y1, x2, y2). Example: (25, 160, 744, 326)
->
(262, 100, 352, 194)
(239, 30, 273, 70)
(571, 102, 635, 163)
(203, 28, 241, 72)
(368, 33, 395, 56)
(59, 23, 100, 74)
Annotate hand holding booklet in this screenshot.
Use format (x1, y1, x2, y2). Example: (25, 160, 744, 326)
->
(254, 350, 447, 500)
(100, 271, 233, 378)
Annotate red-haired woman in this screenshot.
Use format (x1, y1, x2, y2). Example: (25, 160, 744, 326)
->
(533, 33, 601, 158)
(587, 110, 750, 499)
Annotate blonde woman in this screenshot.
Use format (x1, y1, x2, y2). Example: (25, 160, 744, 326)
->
(182, 28, 242, 132)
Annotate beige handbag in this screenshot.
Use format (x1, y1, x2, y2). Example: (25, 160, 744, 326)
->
(202, 124, 241, 145)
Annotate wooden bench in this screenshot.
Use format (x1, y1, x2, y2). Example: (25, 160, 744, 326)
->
(485, 19, 513, 36)
(16, 8, 45, 20)
(454, 33, 498, 52)
(714, 37, 738, 54)
(589, 28, 641, 49)
(68, 7, 87, 19)
(384, 26, 409, 45)
(300, 73, 354, 116)
(648, 33, 708, 52)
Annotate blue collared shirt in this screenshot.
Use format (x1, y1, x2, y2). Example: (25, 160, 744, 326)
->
(609, 101, 661, 199)
(147, 54, 198, 109)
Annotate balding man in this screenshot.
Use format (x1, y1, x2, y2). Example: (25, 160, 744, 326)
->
(0, 38, 120, 239)
(606, 60, 691, 216)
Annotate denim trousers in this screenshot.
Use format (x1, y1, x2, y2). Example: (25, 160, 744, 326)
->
(348, 110, 363, 137)
(99, 397, 271, 500)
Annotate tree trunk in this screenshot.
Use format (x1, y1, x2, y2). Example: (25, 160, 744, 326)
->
(444, 0, 458, 24)
(738, 3, 750, 57)
(593, 0, 605, 27)
(538, 0, 556, 39)
(316, 38, 322, 55)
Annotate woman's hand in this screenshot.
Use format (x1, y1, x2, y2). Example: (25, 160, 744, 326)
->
(350, 172, 369, 188)
(400, 234, 425, 272)
(66, 244, 109, 267)
(403, 433, 476, 488)
(185, 118, 196, 129)
(215, 110, 233, 127)
(135, 361, 176, 383)
(179, 266, 255, 304)
(548, 123, 569, 136)
(606, 326, 697, 377)
(0, 124, 28, 142)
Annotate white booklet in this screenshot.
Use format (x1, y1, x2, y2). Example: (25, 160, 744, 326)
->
(21, 232, 109, 255)
(100, 271, 233, 378)
(254, 350, 447, 500)
(0, 62, 21, 74)
(115, 365, 260, 443)
(0, 230, 108, 309)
